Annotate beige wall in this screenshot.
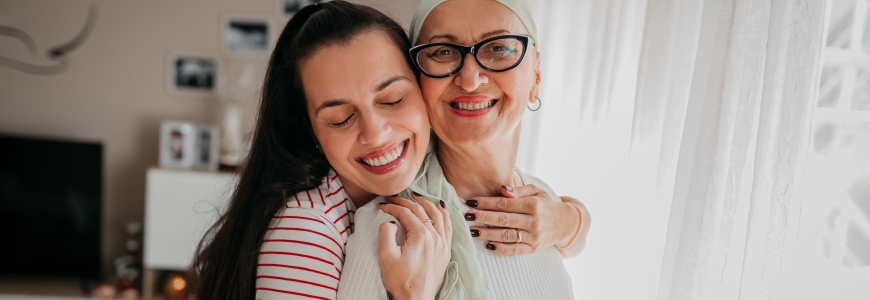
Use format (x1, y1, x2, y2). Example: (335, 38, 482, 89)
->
(0, 0, 419, 277)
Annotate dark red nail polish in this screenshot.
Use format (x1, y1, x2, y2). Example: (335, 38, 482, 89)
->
(390, 221, 396, 224)
(412, 191, 423, 197)
(470, 229, 480, 237)
(439, 200, 446, 208)
(486, 244, 496, 251)
(464, 213, 476, 221)
(465, 200, 478, 207)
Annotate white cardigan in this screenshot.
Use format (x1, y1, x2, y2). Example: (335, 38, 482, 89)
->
(336, 169, 575, 300)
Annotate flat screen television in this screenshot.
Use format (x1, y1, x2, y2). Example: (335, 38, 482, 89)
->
(0, 134, 102, 280)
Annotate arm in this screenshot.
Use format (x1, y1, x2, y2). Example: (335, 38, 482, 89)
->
(255, 208, 346, 300)
(556, 196, 591, 258)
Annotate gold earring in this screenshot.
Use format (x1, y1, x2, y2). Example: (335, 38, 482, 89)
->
(528, 97, 542, 111)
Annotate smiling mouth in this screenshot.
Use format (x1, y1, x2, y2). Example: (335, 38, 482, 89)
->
(358, 140, 407, 167)
(450, 100, 497, 111)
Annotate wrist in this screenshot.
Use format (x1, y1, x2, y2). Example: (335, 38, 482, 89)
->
(556, 201, 582, 248)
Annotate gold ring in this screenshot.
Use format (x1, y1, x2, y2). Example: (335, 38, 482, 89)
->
(515, 228, 523, 243)
(421, 219, 434, 224)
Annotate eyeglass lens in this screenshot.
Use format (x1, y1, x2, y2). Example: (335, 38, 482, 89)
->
(416, 37, 525, 76)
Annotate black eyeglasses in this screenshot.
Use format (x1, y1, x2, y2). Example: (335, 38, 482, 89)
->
(409, 34, 531, 78)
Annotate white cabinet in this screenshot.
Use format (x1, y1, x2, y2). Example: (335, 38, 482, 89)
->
(142, 168, 237, 298)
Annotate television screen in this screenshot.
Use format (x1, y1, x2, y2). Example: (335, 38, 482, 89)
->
(0, 134, 102, 279)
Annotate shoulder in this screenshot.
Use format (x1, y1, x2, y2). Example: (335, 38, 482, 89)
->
(256, 208, 345, 299)
(255, 172, 355, 300)
(282, 170, 356, 233)
(516, 168, 559, 201)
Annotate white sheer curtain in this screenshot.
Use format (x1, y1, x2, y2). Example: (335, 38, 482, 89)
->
(647, 0, 827, 299)
(522, 0, 828, 299)
(521, 1, 668, 299)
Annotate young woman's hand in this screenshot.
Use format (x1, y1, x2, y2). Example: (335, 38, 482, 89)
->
(465, 185, 591, 257)
(378, 193, 453, 300)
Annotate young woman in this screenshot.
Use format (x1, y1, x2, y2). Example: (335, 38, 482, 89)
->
(192, 2, 452, 300)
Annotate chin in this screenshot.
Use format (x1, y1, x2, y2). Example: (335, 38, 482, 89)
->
(366, 181, 406, 197)
(443, 128, 499, 147)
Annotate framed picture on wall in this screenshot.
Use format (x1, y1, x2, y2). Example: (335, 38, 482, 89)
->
(165, 50, 220, 98)
(221, 14, 273, 56)
(278, 0, 323, 17)
(159, 121, 221, 171)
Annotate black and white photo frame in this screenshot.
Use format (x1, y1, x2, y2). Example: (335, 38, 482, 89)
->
(159, 121, 221, 171)
(166, 50, 221, 98)
(278, 0, 324, 17)
(221, 14, 273, 56)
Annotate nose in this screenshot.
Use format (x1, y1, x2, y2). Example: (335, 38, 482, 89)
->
(454, 53, 489, 91)
(357, 111, 391, 146)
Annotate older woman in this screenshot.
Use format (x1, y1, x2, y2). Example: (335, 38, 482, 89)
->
(337, 0, 591, 299)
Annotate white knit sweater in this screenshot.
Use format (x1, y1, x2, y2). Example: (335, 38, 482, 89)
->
(336, 169, 574, 300)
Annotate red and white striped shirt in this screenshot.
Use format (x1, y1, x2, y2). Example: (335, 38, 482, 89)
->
(255, 170, 356, 300)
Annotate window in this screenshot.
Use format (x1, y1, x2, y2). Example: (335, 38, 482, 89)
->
(795, 0, 870, 296)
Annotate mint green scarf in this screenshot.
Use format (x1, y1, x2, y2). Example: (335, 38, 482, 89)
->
(397, 150, 492, 300)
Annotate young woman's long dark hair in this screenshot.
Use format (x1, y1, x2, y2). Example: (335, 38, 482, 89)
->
(191, 1, 413, 299)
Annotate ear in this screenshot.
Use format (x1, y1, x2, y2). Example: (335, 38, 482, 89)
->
(529, 51, 541, 104)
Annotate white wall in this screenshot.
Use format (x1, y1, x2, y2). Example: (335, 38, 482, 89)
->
(0, 0, 418, 277)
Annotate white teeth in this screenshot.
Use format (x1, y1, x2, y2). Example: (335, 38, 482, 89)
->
(456, 100, 494, 111)
(363, 142, 405, 167)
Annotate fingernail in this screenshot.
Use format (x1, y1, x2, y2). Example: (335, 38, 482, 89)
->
(439, 200, 446, 208)
(464, 212, 477, 221)
(465, 200, 478, 207)
(504, 185, 513, 193)
(470, 229, 480, 237)
(390, 221, 396, 224)
(412, 191, 423, 197)
(486, 244, 496, 251)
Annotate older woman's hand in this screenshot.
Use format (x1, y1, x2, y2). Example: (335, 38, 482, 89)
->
(466, 185, 590, 256)
(378, 194, 452, 300)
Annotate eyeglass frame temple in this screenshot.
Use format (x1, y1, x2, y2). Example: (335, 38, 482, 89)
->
(409, 34, 531, 78)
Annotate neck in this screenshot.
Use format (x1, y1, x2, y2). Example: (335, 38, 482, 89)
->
(338, 175, 377, 208)
(437, 127, 521, 200)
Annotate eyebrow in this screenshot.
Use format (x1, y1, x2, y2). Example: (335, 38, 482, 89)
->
(428, 29, 511, 43)
(376, 75, 409, 92)
(314, 99, 350, 116)
(313, 75, 409, 116)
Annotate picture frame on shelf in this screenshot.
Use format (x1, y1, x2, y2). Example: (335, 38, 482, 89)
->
(193, 124, 221, 171)
(165, 50, 220, 99)
(159, 121, 220, 171)
(221, 13, 273, 56)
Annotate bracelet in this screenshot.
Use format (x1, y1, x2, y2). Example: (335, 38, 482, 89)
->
(556, 202, 582, 250)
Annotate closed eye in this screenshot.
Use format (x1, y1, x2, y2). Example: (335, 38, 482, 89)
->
(384, 97, 405, 107)
(332, 113, 354, 127)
